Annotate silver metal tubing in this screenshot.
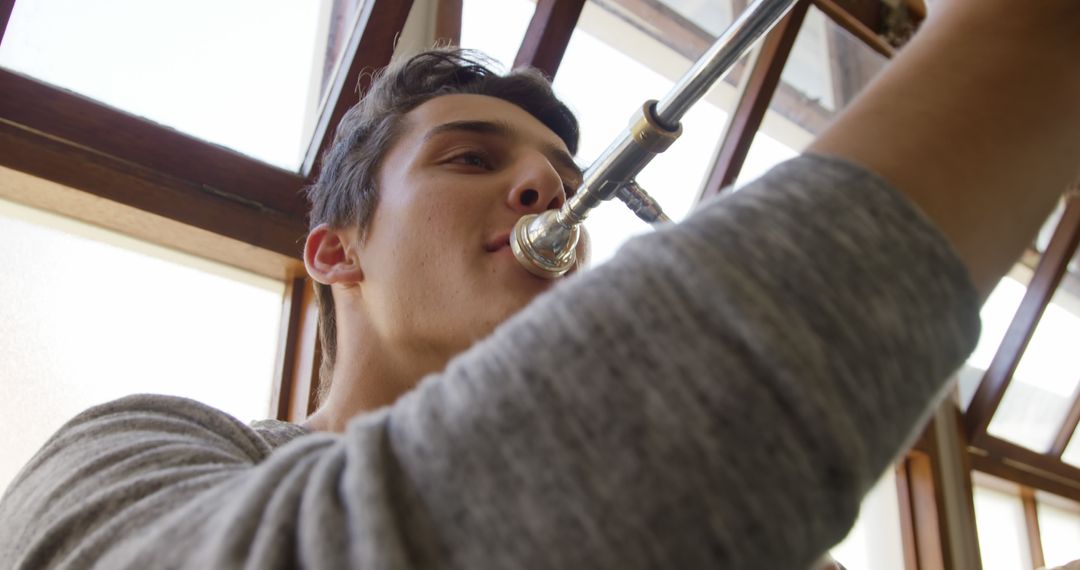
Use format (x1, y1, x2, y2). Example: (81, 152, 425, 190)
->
(653, 0, 799, 126)
(615, 180, 669, 225)
(513, 0, 798, 278)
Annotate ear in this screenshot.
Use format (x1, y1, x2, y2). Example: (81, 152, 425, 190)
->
(304, 224, 365, 285)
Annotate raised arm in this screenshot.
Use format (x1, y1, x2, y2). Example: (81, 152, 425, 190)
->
(808, 0, 1080, 298)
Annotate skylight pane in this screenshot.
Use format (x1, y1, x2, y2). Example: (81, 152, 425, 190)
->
(0, 0, 364, 170)
(955, 266, 1033, 410)
(988, 282, 1080, 452)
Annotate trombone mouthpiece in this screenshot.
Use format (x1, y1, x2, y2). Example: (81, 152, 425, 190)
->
(511, 210, 581, 279)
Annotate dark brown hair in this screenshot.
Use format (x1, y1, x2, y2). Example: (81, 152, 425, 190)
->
(305, 49, 580, 405)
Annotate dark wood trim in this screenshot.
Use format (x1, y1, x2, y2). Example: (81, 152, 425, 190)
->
(966, 197, 1080, 444)
(0, 164, 303, 280)
(435, 0, 463, 46)
(911, 407, 984, 570)
(272, 277, 304, 420)
(901, 450, 947, 570)
(698, 0, 810, 200)
(513, 0, 586, 78)
(893, 460, 920, 570)
(1050, 391, 1080, 459)
(970, 436, 1080, 503)
(270, 276, 321, 422)
(0, 118, 307, 259)
(1020, 487, 1046, 569)
(813, 0, 894, 58)
(0, 0, 14, 45)
(303, 0, 415, 177)
(0, 69, 308, 217)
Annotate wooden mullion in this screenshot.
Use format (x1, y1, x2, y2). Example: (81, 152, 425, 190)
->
(271, 277, 304, 420)
(966, 197, 1080, 444)
(1049, 390, 1080, 458)
(0, 119, 306, 259)
(894, 461, 918, 570)
(269, 276, 321, 422)
(901, 450, 947, 570)
(970, 435, 1080, 503)
(513, 0, 586, 78)
(697, 0, 810, 201)
(1020, 487, 1046, 569)
(812, 0, 894, 58)
(435, 0, 463, 46)
(303, 0, 415, 178)
(0, 69, 308, 217)
(0, 0, 14, 45)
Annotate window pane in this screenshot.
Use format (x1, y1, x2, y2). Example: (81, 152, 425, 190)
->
(973, 482, 1033, 570)
(0, 198, 284, 495)
(1036, 492, 1080, 568)
(988, 281, 1080, 452)
(654, 0, 736, 39)
(461, 0, 536, 71)
(828, 468, 905, 570)
(736, 5, 889, 188)
(955, 264, 1034, 410)
(0, 0, 362, 170)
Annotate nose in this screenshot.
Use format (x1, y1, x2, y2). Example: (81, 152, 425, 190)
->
(506, 153, 567, 214)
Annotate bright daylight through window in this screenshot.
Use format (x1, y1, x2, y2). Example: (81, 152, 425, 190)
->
(0, 0, 364, 170)
(0, 196, 283, 495)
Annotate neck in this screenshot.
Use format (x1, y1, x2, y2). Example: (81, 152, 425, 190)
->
(302, 323, 455, 433)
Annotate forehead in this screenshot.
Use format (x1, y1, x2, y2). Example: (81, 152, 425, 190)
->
(399, 94, 571, 154)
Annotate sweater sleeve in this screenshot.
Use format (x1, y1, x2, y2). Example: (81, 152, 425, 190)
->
(0, 154, 980, 569)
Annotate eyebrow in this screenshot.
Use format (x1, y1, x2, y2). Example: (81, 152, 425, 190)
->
(424, 120, 583, 184)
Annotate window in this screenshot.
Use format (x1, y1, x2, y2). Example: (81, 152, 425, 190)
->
(972, 477, 1034, 570)
(737, 5, 889, 188)
(987, 281, 1080, 452)
(0, 197, 283, 494)
(956, 263, 1034, 410)
(1036, 491, 1080, 568)
(0, 0, 363, 170)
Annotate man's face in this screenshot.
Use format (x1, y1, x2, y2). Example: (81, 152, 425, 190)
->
(354, 94, 583, 356)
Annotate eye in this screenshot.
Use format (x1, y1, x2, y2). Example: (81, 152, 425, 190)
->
(448, 150, 492, 170)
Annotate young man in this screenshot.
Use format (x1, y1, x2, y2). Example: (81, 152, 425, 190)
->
(1, 0, 1077, 568)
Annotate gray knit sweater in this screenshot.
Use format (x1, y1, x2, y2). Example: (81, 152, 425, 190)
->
(0, 155, 980, 569)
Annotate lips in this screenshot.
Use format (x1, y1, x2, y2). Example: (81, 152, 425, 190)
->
(484, 230, 512, 253)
